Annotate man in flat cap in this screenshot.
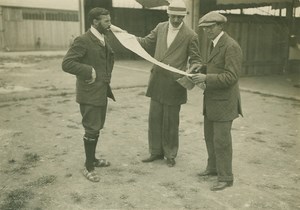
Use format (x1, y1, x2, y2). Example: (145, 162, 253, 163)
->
(137, 0, 202, 167)
(191, 11, 243, 191)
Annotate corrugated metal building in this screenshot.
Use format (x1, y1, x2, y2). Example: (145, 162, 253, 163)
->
(0, 0, 298, 74)
(0, 0, 199, 52)
(0, 0, 82, 51)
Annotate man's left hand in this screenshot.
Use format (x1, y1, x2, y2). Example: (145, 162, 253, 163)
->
(191, 73, 206, 84)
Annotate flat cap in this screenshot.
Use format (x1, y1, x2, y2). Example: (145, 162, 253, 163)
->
(198, 11, 227, 27)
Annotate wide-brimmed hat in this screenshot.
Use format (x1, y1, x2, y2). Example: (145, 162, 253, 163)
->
(167, 0, 187, 16)
(198, 11, 227, 27)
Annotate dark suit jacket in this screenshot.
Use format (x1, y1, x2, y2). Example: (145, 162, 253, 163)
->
(138, 22, 201, 105)
(62, 30, 115, 106)
(204, 32, 243, 121)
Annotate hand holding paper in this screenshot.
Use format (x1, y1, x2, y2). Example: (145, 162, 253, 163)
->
(111, 27, 193, 77)
(191, 73, 206, 84)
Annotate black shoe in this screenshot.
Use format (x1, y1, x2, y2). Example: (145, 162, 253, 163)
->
(198, 170, 217, 176)
(210, 181, 233, 191)
(142, 155, 164, 162)
(166, 158, 176, 167)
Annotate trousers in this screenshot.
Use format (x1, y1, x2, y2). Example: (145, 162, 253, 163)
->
(148, 99, 181, 159)
(80, 103, 107, 171)
(204, 116, 233, 182)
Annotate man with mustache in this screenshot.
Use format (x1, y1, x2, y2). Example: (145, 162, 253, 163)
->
(138, 0, 202, 167)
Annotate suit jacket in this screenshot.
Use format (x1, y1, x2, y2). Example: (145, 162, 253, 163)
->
(62, 30, 115, 106)
(204, 32, 243, 121)
(138, 21, 201, 105)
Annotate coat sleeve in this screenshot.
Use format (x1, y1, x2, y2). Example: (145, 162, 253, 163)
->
(137, 24, 158, 52)
(62, 37, 93, 80)
(188, 34, 202, 66)
(206, 42, 242, 89)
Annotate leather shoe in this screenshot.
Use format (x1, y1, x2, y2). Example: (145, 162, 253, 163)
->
(198, 170, 217, 176)
(166, 158, 176, 167)
(142, 155, 164, 162)
(210, 181, 233, 191)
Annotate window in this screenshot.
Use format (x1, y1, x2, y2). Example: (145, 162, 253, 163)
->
(22, 9, 79, 22)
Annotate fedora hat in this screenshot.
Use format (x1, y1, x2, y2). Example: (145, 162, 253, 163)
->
(167, 0, 187, 16)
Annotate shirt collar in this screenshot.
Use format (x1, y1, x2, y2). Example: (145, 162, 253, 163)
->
(212, 31, 224, 47)
(90, 25, 105, 42)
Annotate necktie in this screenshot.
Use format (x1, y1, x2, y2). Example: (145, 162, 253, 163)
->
(210, 42, 214, 54)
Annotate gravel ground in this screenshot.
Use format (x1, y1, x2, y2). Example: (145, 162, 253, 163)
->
(0, 55, 299, 210)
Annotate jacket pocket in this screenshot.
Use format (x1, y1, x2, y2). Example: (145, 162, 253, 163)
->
(77, 79, 97, 91)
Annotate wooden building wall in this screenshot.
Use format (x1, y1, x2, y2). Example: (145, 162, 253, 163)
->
(199, 14, 299, 76)
(0, 7, 80, 51)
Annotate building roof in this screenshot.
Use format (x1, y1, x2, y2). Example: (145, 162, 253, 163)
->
(112, 0, 167, 9)
(0, 0, 79, 11)
(217, 0, 295, 4)
(216, 0, 300, 9)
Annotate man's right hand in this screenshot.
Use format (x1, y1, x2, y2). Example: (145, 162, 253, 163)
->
(188, 64, 207, 74)
(86, 68, 96, 84)
(188, 64, 202, 74)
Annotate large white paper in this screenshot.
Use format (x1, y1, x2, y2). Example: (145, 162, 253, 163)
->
(112, 31, 193, 77)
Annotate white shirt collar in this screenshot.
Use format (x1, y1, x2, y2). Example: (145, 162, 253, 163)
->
(90, 26, 105, 44)
(212, 31, 224, 47)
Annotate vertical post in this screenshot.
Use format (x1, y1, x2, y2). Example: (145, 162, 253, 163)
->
(0, 6, 4, 51)
(193, 0, 200, 30)
(79, 0, 85, 34)
(284, 1, 294, 72)
(184, 0, 200, 30)
(286, 0, 294, 34)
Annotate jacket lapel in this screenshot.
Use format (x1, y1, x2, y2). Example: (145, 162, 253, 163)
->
(161, 23, 187, 60)
(87, 30, 106, 48)
(208, 32, 227, 62)
(157, 23, 169, 60)
(104, 36, 114, 54)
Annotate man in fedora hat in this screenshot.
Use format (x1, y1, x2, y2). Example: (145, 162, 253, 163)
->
(191, 11, 243, 191)
(138, 0, 202, 167)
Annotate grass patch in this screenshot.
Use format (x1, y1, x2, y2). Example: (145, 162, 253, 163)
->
(8, 165, 30, 175)
(23, 152, 40, 163)
(70, 192, 84, 203)
(159, 181, 178, 191)
(127, 178, 136, 183)
(0, 188, 34, 210)
(278, 141, 295, 149)
(4, 152, 40, 175)
(26, 175, 56, 187)
(128, 169, 147, 175)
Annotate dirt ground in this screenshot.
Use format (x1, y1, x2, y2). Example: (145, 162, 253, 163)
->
(0, 55, 299, 210)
